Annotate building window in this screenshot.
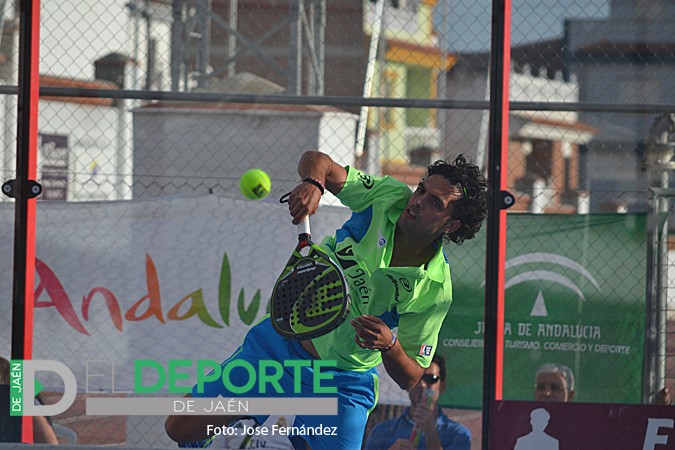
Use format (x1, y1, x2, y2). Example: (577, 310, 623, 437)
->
(526, 139, 553, 180)
(405, 66, 431, 127)
(409, 146, 438, 167)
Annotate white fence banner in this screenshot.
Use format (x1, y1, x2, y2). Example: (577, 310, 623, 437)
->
(0, 194, 411, 404)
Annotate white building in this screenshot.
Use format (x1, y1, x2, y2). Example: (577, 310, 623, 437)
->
(0, 0, 173, 201)
(443, 51, 596, 213)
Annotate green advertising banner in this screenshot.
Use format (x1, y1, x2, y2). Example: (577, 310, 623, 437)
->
(438, 214, 646, 408)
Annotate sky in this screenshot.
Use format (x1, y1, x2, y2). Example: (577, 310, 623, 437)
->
(438, 0, 611, 52)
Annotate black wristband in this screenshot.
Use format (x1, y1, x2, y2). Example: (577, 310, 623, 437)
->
(303, 177, 325, 195)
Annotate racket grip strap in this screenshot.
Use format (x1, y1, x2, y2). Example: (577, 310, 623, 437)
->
(303, 177, 325, 195)
(379, 333, 397, 352)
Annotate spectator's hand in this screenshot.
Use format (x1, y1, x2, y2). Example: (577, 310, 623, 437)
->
(388, 438, 414, 450)
(655, 386, 673, 405)
(412, 396, 437, 434)
(287, 181, 322, 224)
(350, 315, 394, 350)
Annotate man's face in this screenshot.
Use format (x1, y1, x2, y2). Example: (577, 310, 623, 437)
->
(408, 362, 445, 407)
(397, 175, 461, 240)
(534, 372, 573, 402)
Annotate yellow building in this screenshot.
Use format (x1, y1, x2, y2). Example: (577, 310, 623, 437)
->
(363, 0, 454, 178)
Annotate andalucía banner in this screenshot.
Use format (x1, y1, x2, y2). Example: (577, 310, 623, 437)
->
(0, 195, 351, 396)
(439, 214, 647, 408)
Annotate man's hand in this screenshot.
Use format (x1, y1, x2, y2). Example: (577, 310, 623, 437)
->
(351, 314, 423, 389)
(388, 438, 414, 450)
(350, 315, 393, 350)
(287, 181, 323, 224)
(288, 150, 348, 224)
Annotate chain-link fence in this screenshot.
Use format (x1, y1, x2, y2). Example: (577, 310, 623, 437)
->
(0, 0, 674, 448)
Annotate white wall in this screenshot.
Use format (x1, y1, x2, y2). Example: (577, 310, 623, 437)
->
(132, 107, 357, 201)
(37, 100, 123, 201)
(41, 1, 131, 80)
(40, 0, 172, 91)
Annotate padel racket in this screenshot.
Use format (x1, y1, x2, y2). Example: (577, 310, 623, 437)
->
(270, 210, 351, 340)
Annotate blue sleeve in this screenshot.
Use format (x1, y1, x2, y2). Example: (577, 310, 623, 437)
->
(441, 423, 471, 450)
(364, 421, 394, 450)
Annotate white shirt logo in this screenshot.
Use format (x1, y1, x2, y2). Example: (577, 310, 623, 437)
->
(378, 231, 386, 248)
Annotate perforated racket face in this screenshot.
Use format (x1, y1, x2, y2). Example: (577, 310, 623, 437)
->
(271, 243, 351, 340)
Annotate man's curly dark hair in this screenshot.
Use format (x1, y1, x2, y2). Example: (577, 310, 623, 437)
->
(426, 155, 488, 245)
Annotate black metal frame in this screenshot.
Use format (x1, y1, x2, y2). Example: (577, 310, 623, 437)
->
(481, 1, 511, 448)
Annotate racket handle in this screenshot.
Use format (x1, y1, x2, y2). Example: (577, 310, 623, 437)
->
(298, 215, 311, 237)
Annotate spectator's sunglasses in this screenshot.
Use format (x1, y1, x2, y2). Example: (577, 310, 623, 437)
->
(421, 374, 441, 385)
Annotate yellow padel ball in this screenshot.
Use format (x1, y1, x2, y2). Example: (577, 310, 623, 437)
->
(239, 169, 271, 200)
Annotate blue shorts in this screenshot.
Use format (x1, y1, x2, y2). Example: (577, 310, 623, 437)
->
(191, 317, 379, 450)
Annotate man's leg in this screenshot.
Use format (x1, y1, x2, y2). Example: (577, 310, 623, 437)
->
(300, 369, 378, 450)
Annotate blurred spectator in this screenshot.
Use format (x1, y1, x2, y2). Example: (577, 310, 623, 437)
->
(364, 354, 470, 450)
(534, 363, 575, 402)
(655, 386, 673, 405)
(0, 356, 59, 444)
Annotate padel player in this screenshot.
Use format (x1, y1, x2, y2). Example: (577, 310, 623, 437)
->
(166, 151, 488, 449)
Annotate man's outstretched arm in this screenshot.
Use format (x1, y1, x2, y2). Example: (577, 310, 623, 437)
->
(297, 150, 347, 195)
(287, 151, 347, 224)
